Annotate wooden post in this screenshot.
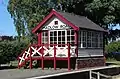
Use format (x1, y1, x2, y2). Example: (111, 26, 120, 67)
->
(89, 70, 92, 79)
(54, 44, 56, 70)
(18, 59, 20, 69)
(29, 46, 32, 69)
(41, 45, 44, 70)
(38, 32, 41, 45)
(97, 72, 100, 79)
(75, 31, 78, 57)
(68, 43, 70, 71)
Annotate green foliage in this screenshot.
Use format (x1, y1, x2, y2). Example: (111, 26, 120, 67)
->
(85, 0, 120, 28)
(105, 41, 120, 53)
(7, 0, 60, 41)
(0, 40, 29, 64)
(7, 0, 120, 38)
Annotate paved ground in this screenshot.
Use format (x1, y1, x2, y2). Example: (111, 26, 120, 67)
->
(0, 68, 69, 79)
(112, 75, 120, 79)
(0, 66, 120, 79)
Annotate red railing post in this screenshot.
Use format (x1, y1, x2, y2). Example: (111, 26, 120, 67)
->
(18, 59, 20, 69)
(29, 46, 32, 69)
(41, 44, 44, 70)
(68, 43, 71, 71)
(54, 44, 56, 70)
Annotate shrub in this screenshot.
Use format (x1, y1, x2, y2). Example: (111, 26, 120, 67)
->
(105, 41, 120, 53)
(105, 41, 120, 60)
(0, 39, 29, 65)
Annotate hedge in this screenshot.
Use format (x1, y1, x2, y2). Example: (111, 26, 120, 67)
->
(0, 39, 29, 64)
(105, 41, 120, 60)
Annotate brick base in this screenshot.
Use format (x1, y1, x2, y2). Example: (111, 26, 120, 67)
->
(34, 57, 105, 69)
(76, 57, 105, 69)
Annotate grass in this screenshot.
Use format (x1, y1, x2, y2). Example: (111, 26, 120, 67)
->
(106, 58, 120, 65)
(10, 60, 18, 67)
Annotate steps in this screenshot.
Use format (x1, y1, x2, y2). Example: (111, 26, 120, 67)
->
(17, 44, 76, 70)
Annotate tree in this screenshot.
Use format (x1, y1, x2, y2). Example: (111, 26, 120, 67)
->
(7, 0, 60, 42)
(85, 0, 120, 29)
(7, 0, 120, 41)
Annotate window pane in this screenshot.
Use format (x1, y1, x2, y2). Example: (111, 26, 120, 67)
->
(58, 37, 61, 41)
(58, 42, 61, 47)
(54, 31, 57, 36)
(62, 42, 65, 47)
(54, 37, 57, 41)
(50, 42, 53, 47)
(50, 37, 53, 41)
(42, 38, 44, 44)
(71, 36, 74, 41)
(62, 37, 65, 41)
(50, 32, 54, 36)
(62, 31, 65, 36)
(67, 30, 70, 35)
(58, 31, 61, 36)
(45, 32, 48, 36)
(83, 42, 86, 47)
(71, 42, 74, 46)
(67, 36, 70, 41)
(87, 43, 91, 47)
(54, 41, 57, 44)
(71, 30, 74, 35)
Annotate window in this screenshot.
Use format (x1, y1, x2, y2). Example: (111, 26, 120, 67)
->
(87, 31, 92, 47)
(49, 30, 75, 47)
(67, 30, 75, 46)
(79, 30, 103, 48)
(50, 30, 66, 47)
(42, 31, 48, 44)
(54, 21, 58, 25)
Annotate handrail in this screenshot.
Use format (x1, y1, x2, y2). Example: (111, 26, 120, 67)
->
(90, 70, 112, 79)
(17, 43, 76, 60)
(17, 44, 32, 60)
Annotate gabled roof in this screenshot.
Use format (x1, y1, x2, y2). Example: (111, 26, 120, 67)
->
(58, 11, 106, 32)
(32, 9, 106, 33)
(32, 9, 79, 33)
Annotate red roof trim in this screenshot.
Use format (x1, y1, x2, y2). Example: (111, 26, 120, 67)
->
(52, 10, 79, 31)
(32, 9, 79, 33)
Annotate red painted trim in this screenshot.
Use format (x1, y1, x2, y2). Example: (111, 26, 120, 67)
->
(18, 59, 20, 69)
(68, 43, 71, 71)
(54, 45, 56, 70)
(75, 31, 78, 57)
(47, 30, 50, 47)
(31, 57, 69, 60)
(17, 44, 31, 60)
(41, 45, 44, 70)
(17, 43, 78, 69)
(32, 9, 79, 33)
(29, 46, 32, 69)
(40, 32, 42, 44)
(52, 10, 79, 31)
(38, 33, 41, 45)
(32, 10, 54, 33)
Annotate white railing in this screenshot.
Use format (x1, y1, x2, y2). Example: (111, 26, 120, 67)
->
(18, 44, 77, 66)
(89, 70, 112, 79)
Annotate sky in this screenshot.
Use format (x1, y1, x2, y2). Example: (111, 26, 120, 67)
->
(0, 0, 120, 36)
(0, 0, 17, 36)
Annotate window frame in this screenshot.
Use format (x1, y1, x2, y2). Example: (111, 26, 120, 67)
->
(49, 30, 75, 47)
(78, 30, 103, 48)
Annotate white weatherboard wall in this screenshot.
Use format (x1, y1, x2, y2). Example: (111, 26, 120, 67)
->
(42, 16, 70, 30)
(78, 30, 104, 57)
(41, 16, 76, 57)
(78, 48, 103, 57)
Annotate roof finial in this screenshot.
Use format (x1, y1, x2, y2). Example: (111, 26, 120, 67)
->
(52, 8, 55, 11)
